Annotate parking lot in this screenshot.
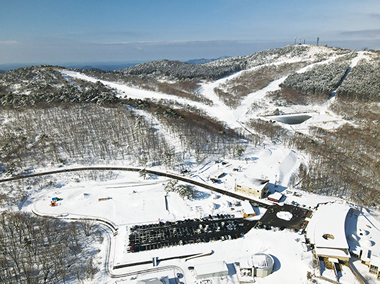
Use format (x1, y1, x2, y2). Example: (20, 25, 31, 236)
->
(259, 204, 310, 231)
(128, 215, 257, 253)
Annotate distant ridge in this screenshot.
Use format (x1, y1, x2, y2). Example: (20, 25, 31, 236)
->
(68, 62, 142, 71)
(0, 57, 231, 72)
(0, 62, 143, 72)
(185, 56, 230, 64)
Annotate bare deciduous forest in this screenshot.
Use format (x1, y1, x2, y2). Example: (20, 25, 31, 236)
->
(0, 211, 101, 283)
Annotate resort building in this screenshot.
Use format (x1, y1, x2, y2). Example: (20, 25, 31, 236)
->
(306, 202, 351, 261)
(235, 176, 270, 199)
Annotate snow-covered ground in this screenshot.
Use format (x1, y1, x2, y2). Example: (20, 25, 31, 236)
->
(14, 46, 380, 283)
(27, 162, 380, 283)
(61, 46, 353, 132)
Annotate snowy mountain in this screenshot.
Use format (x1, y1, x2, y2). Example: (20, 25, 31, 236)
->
(0, 44, 380, 283)
(0, 44, 379, 207)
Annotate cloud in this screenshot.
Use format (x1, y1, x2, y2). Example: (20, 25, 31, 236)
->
(340, 29, 380, 39)
(0, 41, 18, 45)
(64, 31, 145, 43)
(369, 13, 380, 19)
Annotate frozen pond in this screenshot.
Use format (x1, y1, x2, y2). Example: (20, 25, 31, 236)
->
(266, 114, 312, 125)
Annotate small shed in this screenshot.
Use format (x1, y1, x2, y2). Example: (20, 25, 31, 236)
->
(268, 192, 283, 202)
(241, 200, 256, 218)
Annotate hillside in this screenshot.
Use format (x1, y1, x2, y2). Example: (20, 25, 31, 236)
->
(1, 44, 379, 207)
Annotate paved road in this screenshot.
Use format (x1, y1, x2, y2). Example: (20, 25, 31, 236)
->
(0, 166, 273, 208)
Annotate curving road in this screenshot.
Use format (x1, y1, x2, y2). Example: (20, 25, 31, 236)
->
(1, 166, 310, 231)
(0, 166, 272, 208)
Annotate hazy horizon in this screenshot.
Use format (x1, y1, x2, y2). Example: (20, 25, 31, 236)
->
(2, 0, 380, 66)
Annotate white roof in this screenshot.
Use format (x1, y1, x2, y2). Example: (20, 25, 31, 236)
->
(315, 248, 350, 259)
(370, 252, 380, 268)
(268, 192, 282, 201)
(306, 202, 350, 250)
(239, 254, 274, 269)
(252, 253, 274, 269)
(195, 261, 228, 278)
(236, 175, 269, 190)
(239, 257, 252, 269)
(241, 200, 255, 215)
(359, 238, 374, 248)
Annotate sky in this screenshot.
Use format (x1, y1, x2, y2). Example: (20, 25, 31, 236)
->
(1, 0, 380, 66)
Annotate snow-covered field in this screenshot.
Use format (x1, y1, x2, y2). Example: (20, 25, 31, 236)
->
(27, 158, 380, 283)
(14, 46, 380, 283)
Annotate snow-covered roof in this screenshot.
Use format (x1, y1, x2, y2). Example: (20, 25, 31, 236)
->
(361, 249, 371, 263)
(239, 257, 252, 269)
(315, 248, 350, 259)
(306, 202, 350, 250)
(252, 253, 274, 269)
(370, 252, 380, 268)
(268, 192, 283, 201)
(241, 200, 255, 215)
(195, 261, 228, 278)
(236, 175, 269, 189)
(238, 254, 274, 269)
(346, 207, 380, 256)
(359, 238, 374, 248)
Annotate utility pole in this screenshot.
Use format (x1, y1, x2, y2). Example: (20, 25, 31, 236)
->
(317, 37, 319, 46)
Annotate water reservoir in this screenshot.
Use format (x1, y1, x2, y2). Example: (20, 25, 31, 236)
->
(266, 114, 312, 125)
